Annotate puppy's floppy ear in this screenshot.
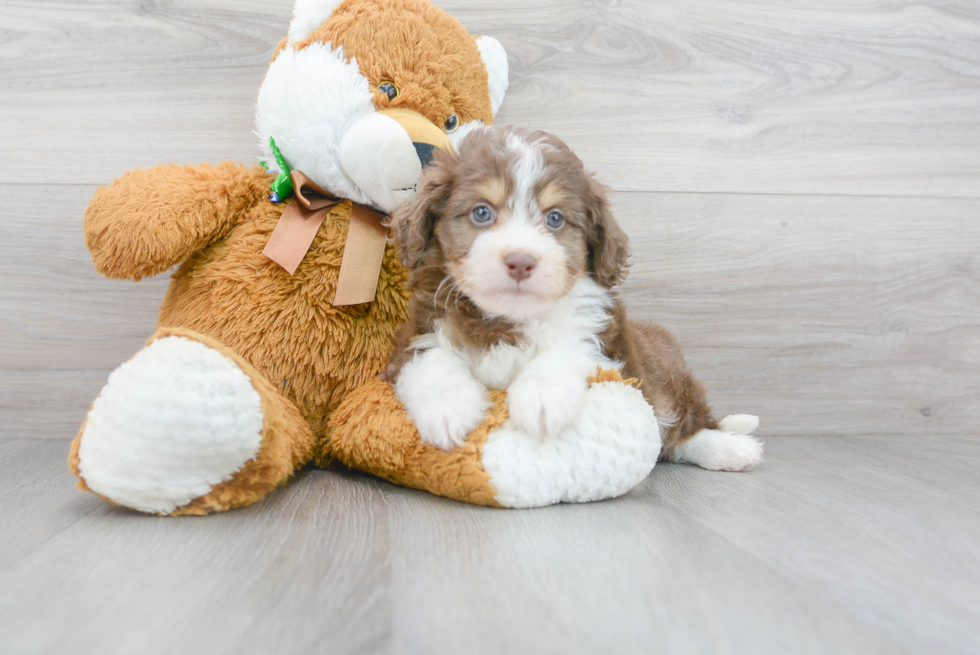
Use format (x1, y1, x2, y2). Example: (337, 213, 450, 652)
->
(585, 175, 631, 288)
(388, 151, 456, 269)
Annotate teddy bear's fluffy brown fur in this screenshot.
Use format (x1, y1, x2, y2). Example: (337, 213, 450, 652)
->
(69, 0, 501, 515)
(73, 162, 412, 513)
(302, 0, 494, 126)
(85, 163, 409, 444)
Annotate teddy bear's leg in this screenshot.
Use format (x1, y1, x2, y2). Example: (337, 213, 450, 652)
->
(328, 371, 664, 509)
(69, 328, 316, 516)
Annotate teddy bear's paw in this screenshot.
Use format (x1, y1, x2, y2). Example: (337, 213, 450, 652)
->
(506, 374, 587, 437)
(76, 336, 265, 514)
(670, 429, 764, 472)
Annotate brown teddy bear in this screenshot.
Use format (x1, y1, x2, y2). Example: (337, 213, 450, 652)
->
(70, 0, 668, 515)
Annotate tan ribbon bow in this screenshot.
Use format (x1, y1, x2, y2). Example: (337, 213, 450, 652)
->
(262, 170, 388, 306)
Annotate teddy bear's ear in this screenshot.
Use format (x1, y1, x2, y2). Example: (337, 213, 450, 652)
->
(287, 0, 344, 44)
(476, 36, 509, 116)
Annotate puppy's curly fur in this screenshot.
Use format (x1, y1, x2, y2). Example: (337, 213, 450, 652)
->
(386, 126, 762, 470)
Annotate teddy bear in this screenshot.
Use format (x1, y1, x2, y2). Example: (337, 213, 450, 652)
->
(69, 0, 667, 515)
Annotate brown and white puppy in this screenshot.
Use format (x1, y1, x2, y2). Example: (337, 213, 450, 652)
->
(385, 126, 762, 471)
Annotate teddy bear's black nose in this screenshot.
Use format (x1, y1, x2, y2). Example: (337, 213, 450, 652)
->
(413, 142, 436, 167)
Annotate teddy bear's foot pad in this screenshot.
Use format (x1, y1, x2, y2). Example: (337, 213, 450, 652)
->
(76, 336, 265, 514)
(481, 380, 662, 508)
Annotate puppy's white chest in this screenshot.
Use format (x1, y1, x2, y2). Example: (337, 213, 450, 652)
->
(468, 341, 537, 390)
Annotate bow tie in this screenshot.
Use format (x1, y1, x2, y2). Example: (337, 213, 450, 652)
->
(263, 169, 387, 306)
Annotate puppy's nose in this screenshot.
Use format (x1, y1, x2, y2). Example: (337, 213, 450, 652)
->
(413, 142, 436, 167)
(504, 253, 537, 282)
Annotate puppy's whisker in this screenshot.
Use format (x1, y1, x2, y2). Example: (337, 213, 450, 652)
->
(434, 275, 460, 313)
(434, 276, 451, 307)
(453, 285, 464, 312)
(447, 279, 465, 315)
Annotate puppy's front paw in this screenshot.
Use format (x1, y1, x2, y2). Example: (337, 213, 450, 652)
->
(396, 368, 490, 451)
(507, 375, 587, 437)
(414, 400, 488, 451)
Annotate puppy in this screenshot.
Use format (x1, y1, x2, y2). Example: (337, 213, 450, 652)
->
(385, 126, 762, 472)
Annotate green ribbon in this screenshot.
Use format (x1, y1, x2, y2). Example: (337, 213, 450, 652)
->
(265, 137, 294, 202)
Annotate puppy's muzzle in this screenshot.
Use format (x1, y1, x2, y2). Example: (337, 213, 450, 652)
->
(378, 108, 454, 167)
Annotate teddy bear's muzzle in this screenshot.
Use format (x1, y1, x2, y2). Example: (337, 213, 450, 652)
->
(338, 108, 454, 213)
(377, 107, 454, 160)
(413, 142, 436, 167)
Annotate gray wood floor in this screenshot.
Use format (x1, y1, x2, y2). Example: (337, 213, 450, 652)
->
(1, 0, 979, 653)
(1, 435, 979, 654)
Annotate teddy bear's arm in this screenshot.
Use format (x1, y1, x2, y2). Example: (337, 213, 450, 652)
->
(85, 162, 271, 280)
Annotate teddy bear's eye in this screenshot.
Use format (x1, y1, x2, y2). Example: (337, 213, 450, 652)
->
(379, 82, 398, 101)
(444, 114, 459, 132)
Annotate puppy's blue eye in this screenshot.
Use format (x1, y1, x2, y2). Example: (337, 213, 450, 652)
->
(546, 211, 565, 229)
(471, 205, 494, 225)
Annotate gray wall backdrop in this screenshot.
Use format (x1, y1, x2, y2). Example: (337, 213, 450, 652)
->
(2, 0, 978, 440)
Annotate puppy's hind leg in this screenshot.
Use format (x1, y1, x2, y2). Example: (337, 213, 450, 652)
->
(629, 321, 763, 471)
(654, 385, 763, 472)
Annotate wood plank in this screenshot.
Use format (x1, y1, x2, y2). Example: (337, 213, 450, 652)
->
(0, 183, 166, 441)
(382, 481, 911, 655)
(0, 439, 102, 566)
(645, 434, 980, 654)
(3, 184, 977, 439)
(477, 0, 980, 197)
(0, 440, 393, 655)
(613, 191, 980, 437)
(0, 0, 290, 185)
(1, 0, 978, 196)
(6, 436, 980, 653)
